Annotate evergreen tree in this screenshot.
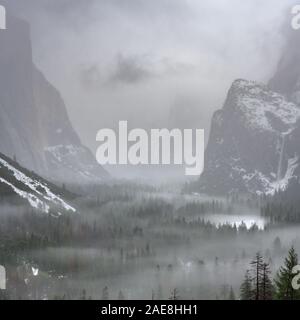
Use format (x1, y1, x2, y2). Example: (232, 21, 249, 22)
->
(118, 290, 125, 300)
(273, 237, 282, 254)
(250, 253, 264, 300)
(220, 284, 230, 300)
(169, 288, 179, 300)
(241, 253, 274, 300)
(102, 286, 109, 300)
(157, 285, 163, 300)
(80, 289, 86, 300)
(0, 289, 9, 300)
(275, 246, 300, 300)
(229, 287, 236, 300)
(261, 263, 274, 300)
(151, 289, 155, 300)
(240, 270, 252, 300)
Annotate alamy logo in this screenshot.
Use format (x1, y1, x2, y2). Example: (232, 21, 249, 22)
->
(0, 265, 6, 290)
(96, 121, 205, 176)
(0, 5, 6, 30)
(292, 265, 300, 290)
(291, 5, 300, 30)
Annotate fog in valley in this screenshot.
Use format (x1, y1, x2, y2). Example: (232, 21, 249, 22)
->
(1, 182, 299, 300)
(1, 0, 300, 301)
(2, 0, 296, 179)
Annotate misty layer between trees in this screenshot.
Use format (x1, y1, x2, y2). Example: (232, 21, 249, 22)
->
(0, 182, 300, 300)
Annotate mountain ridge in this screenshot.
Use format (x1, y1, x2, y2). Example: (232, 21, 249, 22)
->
(0, 152, 77, 216)
(192, 78, 300, 196)
(0, 13, 109, 184)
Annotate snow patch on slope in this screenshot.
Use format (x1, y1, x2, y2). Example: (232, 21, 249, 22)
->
(45, 144, 104, 181)
(0, 177, 50, 213)
(0, 157, 76, 214)
(268, 156, 299, 195)
(233, 80, 300, 133)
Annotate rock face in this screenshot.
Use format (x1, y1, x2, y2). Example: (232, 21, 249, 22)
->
(196, 79, 300, 195)
(269, 28, 300, 104)
(195, 24, 300, 196)
(0, 152, 76, 215)
(0, 15, 108, 184)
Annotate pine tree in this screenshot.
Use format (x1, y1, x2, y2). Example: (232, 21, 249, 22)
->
(0, 290, 9, 300)
(240, 270, 253, 300)
(273, 237, 282, 254)
(229, 287, 236, 300)
(275, 246, 300, 300)
(151, 290, 155, 300)
(157, 284, 163, 300)
(118, 290, 125, 300)
(102, 286, 109, 300)
(250, 253, 264, 300)
(169, 288, 179, 300)
(241, 253, 274, 300)
(261, 263, 274, 300)
(80, 289, 86, 300)
(220, 284, 229, 300)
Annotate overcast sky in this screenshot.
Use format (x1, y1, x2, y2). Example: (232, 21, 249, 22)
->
(2, 0, 296, 153)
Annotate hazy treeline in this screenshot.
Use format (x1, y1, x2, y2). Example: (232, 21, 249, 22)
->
(0, 183, 300, 300)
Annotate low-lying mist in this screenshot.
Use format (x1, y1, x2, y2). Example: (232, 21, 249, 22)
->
(1, 182, 299, 300)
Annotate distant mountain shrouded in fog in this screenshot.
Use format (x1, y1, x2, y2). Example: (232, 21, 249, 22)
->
(188, 18, 300, 196)
(192, 25, 300, 196)
(0, 14, 109, 184)
(192, 79, 300, 195)
(269, 25, 300, 104)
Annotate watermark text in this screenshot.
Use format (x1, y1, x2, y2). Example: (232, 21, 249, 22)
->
(96, 121, 204, 176)
(0, 5, 6, 30)
(292, 5, 300, 30)
(292, 265, 300, 290)
(0, 265, 6, 290)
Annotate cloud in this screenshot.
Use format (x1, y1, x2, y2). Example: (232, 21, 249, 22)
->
(79, 64, 102, 90)
(1, 0, 297, 164)
(79, 53, 195, 90)
(79, 53, 155, 90)
(108, 54, 154, 86)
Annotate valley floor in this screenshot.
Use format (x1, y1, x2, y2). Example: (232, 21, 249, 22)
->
(0, 182, 299, 300)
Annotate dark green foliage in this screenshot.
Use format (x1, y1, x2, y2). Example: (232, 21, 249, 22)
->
(240, 253, 274, 300)
(229, 286, 236, 300)
(102, 286, 109, 300)
(240, 270, 253, 300)
(169, 288, 179, 300)
(275, 247, 300, 300)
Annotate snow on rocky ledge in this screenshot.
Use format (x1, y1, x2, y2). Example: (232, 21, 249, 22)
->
(231, 79, 300, 133)
(0, 156, 76, 215)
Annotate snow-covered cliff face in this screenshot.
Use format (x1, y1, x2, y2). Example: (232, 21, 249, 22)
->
(0, 153, 76, 216)
(0, 15, 108, 184)
(33, 67, 109, 183)
(196, 25, 300, 196)
(197, 79, 300, 195)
